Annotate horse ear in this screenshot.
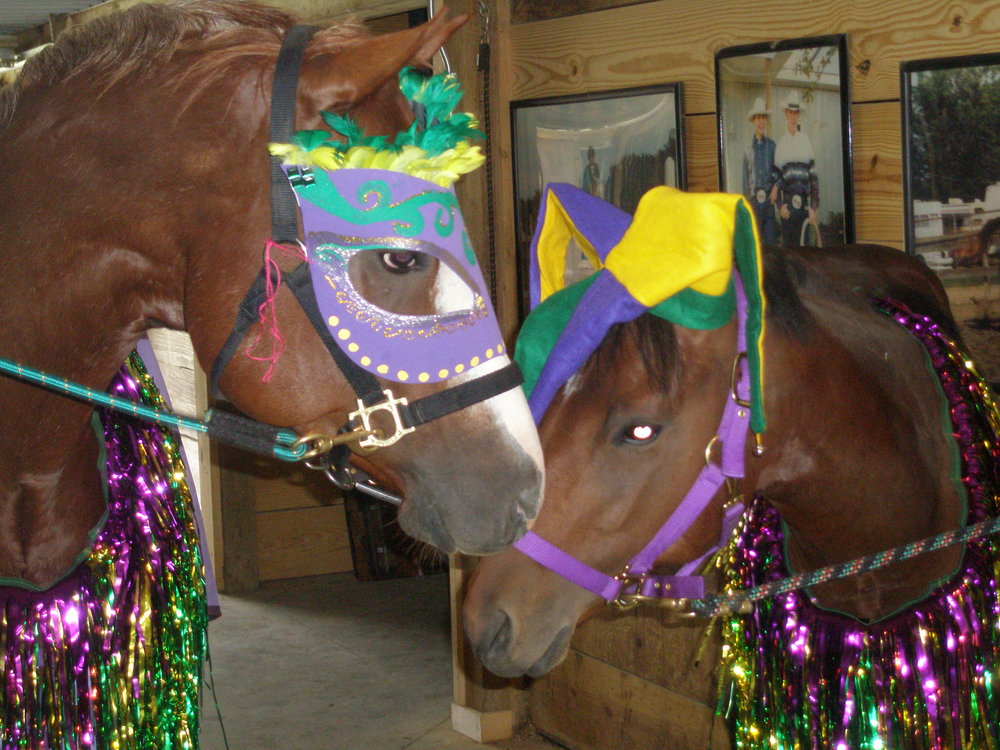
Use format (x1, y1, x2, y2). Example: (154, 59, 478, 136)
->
(299, 9, 468, 117)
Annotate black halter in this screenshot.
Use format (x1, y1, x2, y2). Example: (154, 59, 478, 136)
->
(209, 26, 523, 491)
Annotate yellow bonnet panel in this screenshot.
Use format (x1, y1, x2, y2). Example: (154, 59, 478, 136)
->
(603, 186, 748, 307)
(536, 189, 603, 303)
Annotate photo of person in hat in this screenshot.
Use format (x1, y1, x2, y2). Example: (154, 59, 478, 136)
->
(774, 95, 820, 246)
(741, 97, 779, 246)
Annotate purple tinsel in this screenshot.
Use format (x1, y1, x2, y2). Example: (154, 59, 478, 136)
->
(0, 353, 207, 748)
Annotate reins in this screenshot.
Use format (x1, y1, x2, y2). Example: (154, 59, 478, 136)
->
(514, 274, 756, 611)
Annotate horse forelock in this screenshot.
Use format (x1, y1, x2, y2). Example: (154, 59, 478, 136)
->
(582, 314, 681, 395)
(0, 0, 367, 126)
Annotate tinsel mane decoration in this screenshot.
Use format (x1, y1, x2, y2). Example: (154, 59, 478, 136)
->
(269, 67, 485, 187)
(0, 352, 207, 749)
(719, 299, 1000, 749)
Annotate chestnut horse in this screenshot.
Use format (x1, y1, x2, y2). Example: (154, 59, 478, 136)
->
(464, 241, 1000, 743)
(0, 1, 543, 591)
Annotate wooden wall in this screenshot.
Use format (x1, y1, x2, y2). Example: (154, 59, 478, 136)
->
(451, 1, 1000, 746)
(484, 0, 1000, 333)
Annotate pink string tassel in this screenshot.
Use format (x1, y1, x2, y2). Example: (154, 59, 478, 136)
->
(243, 239, 308, 382)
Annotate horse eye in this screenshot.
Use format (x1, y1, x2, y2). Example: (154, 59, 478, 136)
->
(380, 251, 420, 272)
(621, 423, 661, 445)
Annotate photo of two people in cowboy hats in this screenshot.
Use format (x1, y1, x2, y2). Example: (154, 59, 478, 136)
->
(716, 36, 853, 248)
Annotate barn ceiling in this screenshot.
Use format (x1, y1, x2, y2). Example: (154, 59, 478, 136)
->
(0, 2, 103, 37)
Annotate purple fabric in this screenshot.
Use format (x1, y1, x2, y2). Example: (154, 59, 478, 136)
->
(528, 271, 646, 423)
(292, 168, 504, 383)
(528, 183, 633, 308)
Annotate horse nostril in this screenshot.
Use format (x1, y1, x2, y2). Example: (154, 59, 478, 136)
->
(515, 468, 543, 521)
(475, 609, 513, 665)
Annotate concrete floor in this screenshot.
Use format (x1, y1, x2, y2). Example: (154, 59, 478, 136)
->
(199, 572, 556, 750)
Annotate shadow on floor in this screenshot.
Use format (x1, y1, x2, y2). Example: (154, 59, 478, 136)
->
(199, 572, 557, 750)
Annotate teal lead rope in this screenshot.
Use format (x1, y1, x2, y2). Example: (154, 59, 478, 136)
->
(0, 355, 308, 462)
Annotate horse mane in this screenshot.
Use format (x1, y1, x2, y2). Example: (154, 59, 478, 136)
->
(0, 0, 367, 126)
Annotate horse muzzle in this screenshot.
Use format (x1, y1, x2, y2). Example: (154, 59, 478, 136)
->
(396, 457, 542, 555)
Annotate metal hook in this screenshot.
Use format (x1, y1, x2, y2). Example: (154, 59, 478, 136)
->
(426, 0, 452, 74)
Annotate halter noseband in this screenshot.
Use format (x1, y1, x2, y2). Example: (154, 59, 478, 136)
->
(513, 275, 754, 611)
(210, 26, 523, 492)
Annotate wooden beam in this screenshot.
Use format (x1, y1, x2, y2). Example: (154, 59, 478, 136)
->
(511, 0, 656, 24)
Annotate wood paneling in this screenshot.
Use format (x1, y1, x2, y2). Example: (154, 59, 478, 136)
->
(683, 113, 719, 193)
(530, 649, 730, 750)
(257, 505, 353, 581)
(511, 0, 657, 24)
(507, 0, 1000, 110)
(851, 100, 904, 246)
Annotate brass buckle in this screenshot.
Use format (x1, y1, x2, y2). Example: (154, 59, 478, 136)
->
(348, 389, 416, 452)
(730, 352, 751, 408)
(611, 564, 646, 611)
(610, 564, 698, 616)
(292, 427, 380, 463)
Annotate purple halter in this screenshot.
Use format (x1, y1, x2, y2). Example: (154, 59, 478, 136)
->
(513, 276, 753, 608)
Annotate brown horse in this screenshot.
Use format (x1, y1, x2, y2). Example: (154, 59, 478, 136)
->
(0, 0, 542, 590)
(465, 243, 971, 680)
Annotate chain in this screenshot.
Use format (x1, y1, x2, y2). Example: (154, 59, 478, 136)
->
(476, 0, 498, 305)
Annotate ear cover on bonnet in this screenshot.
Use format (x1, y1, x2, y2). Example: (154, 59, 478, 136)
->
(515, 183, 767, 434)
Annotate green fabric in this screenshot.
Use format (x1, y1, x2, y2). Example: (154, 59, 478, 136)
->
(648, 281, 735, 330)
(734, 201, 767, 433)
(515, 273, 600, 400)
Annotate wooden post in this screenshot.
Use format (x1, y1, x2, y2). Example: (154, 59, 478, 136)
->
(450, 555, 522, 743)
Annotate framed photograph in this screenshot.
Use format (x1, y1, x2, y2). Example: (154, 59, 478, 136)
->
(715, 35, 854, 248)
(511, 84, 685, 317)
(902, 53, 1000, 297)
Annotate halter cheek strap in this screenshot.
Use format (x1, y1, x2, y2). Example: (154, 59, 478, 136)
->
(513, 274, 753, 608)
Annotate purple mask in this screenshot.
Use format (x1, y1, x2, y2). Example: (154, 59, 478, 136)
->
(285, 167, 504, 384)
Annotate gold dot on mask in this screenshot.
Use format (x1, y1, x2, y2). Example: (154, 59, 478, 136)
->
(497, 344, 505, 353)
(361, 356, 372, 366)
(418, 372, 430, 383)
(348, 343, 359, 353)
(397, 370, 409, 381)
(455, 363, 465, 374)
(486, 349, 494, 359)
(338, 329, 351, 340)
(377, 364, 389, 374)
(470, 356, 480, 367)
(328, 315, 340, 327)
(438, 368, 449, 378)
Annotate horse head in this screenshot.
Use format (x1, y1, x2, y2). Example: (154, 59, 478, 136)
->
(464, 184, 972, 680)
(463, 185, 758, 676)
(0, 2, 541, 586)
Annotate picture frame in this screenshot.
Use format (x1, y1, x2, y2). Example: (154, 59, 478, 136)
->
(902, 53, 1000, 290)
(511, 84, 685, 318)
(715, 34, 854, 248)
